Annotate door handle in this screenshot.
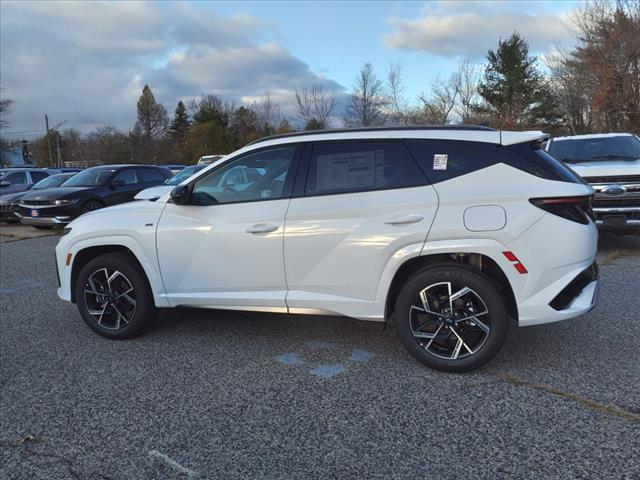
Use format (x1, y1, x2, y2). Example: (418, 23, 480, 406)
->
(384, 215, 424, 225)
(245, 223, 279, 234)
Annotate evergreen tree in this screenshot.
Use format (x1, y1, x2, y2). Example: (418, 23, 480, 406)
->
(478, 32, 556, 129)
(132, 85, 168, 163)
(169, 100, 191, 161)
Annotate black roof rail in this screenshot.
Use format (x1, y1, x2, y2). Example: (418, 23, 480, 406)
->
(246, 125, 498, 146)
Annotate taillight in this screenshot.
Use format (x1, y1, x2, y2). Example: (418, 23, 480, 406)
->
(529, 195, 593, 225)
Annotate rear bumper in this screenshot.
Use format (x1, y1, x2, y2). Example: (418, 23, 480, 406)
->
(517, 260, 600, 327)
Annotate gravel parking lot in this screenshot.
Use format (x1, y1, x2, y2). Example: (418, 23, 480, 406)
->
(1, 232, 639, 479)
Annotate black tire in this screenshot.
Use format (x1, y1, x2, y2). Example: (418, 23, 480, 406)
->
(75, 253, 156, 339)
(394, 263, 509, 373)
(80, 200, 103, 215)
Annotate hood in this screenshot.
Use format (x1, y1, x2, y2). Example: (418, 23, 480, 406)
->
(0, 190, 30, 205)
(20, 186, 92, 201)
(565, 159, 640, 179)
(134, 185, 173, 201)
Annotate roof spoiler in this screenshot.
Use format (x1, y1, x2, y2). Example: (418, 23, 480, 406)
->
(500, 130, 549, 146)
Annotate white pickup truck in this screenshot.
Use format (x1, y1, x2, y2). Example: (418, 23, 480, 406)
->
(547, 133, 640, 232)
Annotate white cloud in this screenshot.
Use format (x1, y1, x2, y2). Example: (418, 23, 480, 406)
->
(384, 1, 574, 58)
(0, 1, 343, 137)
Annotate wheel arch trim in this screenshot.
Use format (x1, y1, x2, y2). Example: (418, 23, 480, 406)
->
(379, 238, 519, 322)
(66, 235, 168, 307)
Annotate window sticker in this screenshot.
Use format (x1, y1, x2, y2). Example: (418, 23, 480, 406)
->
(433, 154, 448, 170)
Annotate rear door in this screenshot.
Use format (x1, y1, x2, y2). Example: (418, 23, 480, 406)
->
(107, 168, 140, 204)
(283, 140, 439, 317)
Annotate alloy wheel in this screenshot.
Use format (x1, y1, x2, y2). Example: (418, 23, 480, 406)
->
(83, 268, 136, 330)
(409, 282, 491, 360)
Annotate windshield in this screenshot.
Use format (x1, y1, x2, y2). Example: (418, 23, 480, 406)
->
(548, 135, 640, 163)
(32, 174, 72, 190)
(61, 168, 115, 187)
(165, 165, 205, 185)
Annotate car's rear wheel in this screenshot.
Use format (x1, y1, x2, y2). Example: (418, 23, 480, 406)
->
(75, 253, 156, 339)
(80, 200, 103, 215)
(394, 264, 509, 373)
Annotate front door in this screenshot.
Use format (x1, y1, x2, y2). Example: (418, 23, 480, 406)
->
(156, 145, 299, 311)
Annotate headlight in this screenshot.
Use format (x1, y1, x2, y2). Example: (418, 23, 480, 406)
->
(61, 227, 72, 236)
(53, 199, 78, 205)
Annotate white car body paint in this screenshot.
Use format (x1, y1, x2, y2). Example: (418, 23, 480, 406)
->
(56, 128, 599, 329)
(134, 185, 173, 200)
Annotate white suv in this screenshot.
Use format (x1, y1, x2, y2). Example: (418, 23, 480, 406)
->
(55, 127, 599, 372)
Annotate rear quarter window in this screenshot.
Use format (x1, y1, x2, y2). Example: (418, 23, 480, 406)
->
(404, 140, 498, 183)
(406, 139, 583, 184)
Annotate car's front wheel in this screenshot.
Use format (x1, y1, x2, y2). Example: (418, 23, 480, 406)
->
(80, 200, 103, 215)
(394, 264, 509, 373)
(75, 253, 156, 339)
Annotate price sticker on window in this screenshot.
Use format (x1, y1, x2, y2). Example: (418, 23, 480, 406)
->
(433, 154, 448, 170)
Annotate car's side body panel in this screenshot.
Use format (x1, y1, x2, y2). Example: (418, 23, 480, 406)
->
(56, 201, 169, 306)
(284, 185, 439, 319)
(155, 199, 291, 310)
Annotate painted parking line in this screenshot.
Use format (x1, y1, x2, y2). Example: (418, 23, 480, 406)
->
(309, 364, 346, 379)
(148, 450, 197, 477)
(348, 349, 375, 362)
(274, 353, 303, 365)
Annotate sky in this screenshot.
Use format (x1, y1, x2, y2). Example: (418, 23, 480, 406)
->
(0, 0, 579, 140)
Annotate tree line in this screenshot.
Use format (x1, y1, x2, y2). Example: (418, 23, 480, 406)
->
(1, 0, 637, 167)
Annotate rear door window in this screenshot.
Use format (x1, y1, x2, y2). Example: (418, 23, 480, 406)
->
(113, 169, 138, 185)
(305, 141, 427, 195)
(30, 171, 49, 183)
(137, 168, 166, 183)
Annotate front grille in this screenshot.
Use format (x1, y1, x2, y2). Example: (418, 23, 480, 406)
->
(550, 262, 599, 311)
(21, 200, 52, 206)
(583, 174, 640, 184)
(593, 198, 640, 207)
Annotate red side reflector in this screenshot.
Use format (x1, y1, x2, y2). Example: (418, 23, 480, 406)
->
(503, 251, 518, 263)
(66, 253, 72, 266)
(503, 251, 528, 274)
(513, 263, 528, 274)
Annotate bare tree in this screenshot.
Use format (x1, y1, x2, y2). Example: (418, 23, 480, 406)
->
(255, 92, 282, 135)
(344, 63, 387, 127)
(295, 84, 337, 130)
(451, 59, 482, 123)
(560, 0, 640, 133)
(386, 63, 410, 125)
(417, 77, 459, 124)
(0, 89, 13, 131)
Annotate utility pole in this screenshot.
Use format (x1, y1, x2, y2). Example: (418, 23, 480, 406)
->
(55, 132, 63, 167)
(44, 114, 53, 167)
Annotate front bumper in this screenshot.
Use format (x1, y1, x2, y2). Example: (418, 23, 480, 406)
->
(18, 213, 71, 226)
(16, 204, 76, 226)
(592, 206, 640, 230)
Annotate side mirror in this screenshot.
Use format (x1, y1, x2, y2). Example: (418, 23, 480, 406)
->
(110, 179, 125, 189)
(0, 181, 10, 187)
(170, 185, 191, 205)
